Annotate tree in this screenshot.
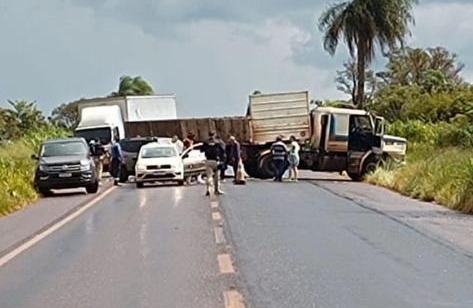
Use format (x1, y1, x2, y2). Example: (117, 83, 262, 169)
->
(335, 59, 377, 104)
(378, 47, 465, 88)
(49, 101, 79, 129)
(111, 75, 154, 97)
(318, 0, 417, 109)
(7, 100, 46, 132)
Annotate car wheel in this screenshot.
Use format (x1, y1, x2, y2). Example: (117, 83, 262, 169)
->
(39, 188, 53, 197)
(86, 181, 99, 194)
(136, 182, 144, 189)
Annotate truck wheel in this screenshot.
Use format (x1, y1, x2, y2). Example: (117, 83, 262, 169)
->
(86, 181, 99, 194)
(258, 155, 276, 179)
(348, 157, 378, 182)
(136, 182, 144, 189)
(244, 162, 259, 178)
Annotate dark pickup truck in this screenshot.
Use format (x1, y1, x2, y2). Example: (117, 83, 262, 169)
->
(32, 137, 99, 196)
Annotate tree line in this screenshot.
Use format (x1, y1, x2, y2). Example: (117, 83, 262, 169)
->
(0, 75, 155, 141)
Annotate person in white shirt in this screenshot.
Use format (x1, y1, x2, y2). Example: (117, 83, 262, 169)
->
(287, 135, 300, 182)
(172, 135, 184, 154)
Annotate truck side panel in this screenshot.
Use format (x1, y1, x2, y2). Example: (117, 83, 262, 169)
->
(77, 97, 128, 123)
(125, 117, 252, 142)
(125, 96, 177, 122)
(249, 91, 310, 144)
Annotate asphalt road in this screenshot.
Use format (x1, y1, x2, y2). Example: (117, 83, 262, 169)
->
(1, 175, 473, 307)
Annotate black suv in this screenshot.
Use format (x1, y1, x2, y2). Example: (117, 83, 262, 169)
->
(33, 137, 98, 196)
(119, 137, 156, 181)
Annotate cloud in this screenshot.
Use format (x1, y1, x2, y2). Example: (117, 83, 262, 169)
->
(0, 0, 472, 118)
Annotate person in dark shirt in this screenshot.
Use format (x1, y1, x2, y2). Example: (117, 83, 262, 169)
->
(271, 136, 288, 182)
(201, 132, 226, 196)
(110, 136, 124, 186)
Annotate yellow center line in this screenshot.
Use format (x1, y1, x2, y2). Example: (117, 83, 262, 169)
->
(217, 254, 235, 274)
(212, 212, 222, 221)
(223, 290, 245, 308)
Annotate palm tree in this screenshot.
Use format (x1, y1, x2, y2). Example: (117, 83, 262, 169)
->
(318, 0, 417, 109)
(111, 75, 154, 96)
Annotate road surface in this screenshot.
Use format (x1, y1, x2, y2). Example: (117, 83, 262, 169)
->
(0, 173, 473, 307)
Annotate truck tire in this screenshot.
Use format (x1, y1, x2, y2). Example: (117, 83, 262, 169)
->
(136, 182, 144, 189)
(258, 155, 276, 179)
(347, 157, 378, 182)
(243, 161, 259, 178)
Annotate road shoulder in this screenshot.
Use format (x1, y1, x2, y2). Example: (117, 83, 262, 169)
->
(313, 178, 473, 256)
(0, 183, 113, 258)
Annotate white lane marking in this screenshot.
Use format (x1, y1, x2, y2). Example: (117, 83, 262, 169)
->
(212, 212, 222, 221)
(214, 227, 226, 244)
(217, 254, 235, 274)
(224, 290, 245, 308)
(210, 201, 218, 209)
(0, 187, 117, 268)
(139, 190, 147, 208)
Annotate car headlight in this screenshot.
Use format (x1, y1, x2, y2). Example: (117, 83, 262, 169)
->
(39, 164, 49, 172)
(136, 164, 146, 171)
(80, 159, 91, 171)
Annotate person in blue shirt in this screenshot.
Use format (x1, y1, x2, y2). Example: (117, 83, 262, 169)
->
(110, 136, 124, 186)
(271, 136, 288, 182)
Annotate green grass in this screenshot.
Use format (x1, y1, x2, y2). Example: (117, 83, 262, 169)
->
(0, 127, 69, 216)
(366, 146, 473, 214)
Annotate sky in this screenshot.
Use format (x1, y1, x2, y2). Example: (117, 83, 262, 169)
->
(1, 0, 472, 117)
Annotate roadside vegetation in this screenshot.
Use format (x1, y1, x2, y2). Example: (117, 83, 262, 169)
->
(0, 101, 69, 215)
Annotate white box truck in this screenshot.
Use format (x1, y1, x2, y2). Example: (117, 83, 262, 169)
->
(74, 95, 178, 170)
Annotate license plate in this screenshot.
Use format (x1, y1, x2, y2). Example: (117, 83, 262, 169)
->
(59, 172, 72, 178)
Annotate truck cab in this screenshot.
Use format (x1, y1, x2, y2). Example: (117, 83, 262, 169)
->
(303, 107, 384, 180)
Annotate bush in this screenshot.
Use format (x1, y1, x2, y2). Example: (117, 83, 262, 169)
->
(0, 126, 69, 215)
(367, 147, 473, 213)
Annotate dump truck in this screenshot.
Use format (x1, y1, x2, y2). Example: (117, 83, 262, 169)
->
(124, 91, 406, 181)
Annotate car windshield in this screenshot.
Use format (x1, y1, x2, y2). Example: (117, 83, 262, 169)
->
(40, 142, 88, 157)
(141, 147, 177, 158)
(75, 128, 111, 144)
(120, 140, 151, 153)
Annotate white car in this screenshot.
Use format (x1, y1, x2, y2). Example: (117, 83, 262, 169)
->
(135, 142, 184, 188)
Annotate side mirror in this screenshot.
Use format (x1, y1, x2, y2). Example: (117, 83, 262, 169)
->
(375, 117, 384, 136)
(31, 154, 39, 160)
(181, 153, 189, 159)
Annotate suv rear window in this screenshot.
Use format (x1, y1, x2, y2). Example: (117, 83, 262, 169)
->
(120, 140, 151, 153)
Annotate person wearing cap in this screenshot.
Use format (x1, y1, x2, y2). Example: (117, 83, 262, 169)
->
(270, 135, 288, 182)
(201, 132, 226, 196)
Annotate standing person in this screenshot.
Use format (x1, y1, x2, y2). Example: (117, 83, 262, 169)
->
(183, 132, 195, 150)
(287, 135, 300, 182)
(89, 139, 105, 184)
(271, 136, 288, 182)
(201, 132, 226, 196)
(110, 136, 124, 186)
(172, 135, 184, 154)
(226, 136, 241, 182)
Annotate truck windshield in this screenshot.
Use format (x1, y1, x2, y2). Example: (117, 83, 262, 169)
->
(40, 142, 88, 157)
(75, 128, 112, 144)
